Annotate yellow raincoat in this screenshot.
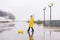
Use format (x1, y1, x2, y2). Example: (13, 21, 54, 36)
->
(29, 17, 34, 28)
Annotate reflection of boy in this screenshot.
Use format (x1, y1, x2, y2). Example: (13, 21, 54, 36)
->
(28, 15, 34, 32)
(29, 35, 33, 40)
(28, 32, 34, 40)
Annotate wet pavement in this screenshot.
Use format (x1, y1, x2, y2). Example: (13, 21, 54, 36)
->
(0, 21, 60, 40)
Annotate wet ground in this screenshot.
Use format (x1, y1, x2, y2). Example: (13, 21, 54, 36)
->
(0, 21, 60, 40)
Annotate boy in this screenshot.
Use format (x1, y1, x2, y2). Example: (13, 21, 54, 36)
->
(27, 15, 34, 32)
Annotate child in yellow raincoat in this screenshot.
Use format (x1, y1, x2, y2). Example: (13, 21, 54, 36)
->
(27, 15, 34, 32)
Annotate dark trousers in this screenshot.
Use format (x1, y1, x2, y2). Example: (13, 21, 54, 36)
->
(28, 27, 34, 32)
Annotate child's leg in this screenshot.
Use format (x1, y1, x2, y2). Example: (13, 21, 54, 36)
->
(28, 27, 30, 32)
(31, 28, 34, 32)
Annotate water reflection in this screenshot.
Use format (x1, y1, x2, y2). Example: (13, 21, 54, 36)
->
(8, 24, 15, 27)
(0, 23, 15, 33)
(27, 31, 34, 40)
(0, 23, 15, 27)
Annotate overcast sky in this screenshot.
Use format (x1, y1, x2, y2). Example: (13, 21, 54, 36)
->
(0, 0, 60, 21)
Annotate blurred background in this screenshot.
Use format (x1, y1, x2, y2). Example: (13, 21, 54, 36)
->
(0, 0, 60, 40)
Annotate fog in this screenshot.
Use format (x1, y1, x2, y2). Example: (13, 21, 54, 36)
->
(0, 0, 60, 21)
